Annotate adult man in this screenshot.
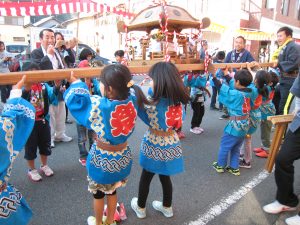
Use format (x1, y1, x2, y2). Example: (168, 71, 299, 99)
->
(263, 72, 300, 225)
(31, 28, 72, 148)
(219, 36, 255, 119)
(272, 26, 300, 115)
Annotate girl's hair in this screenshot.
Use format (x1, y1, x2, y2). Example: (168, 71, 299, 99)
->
(54, 32, 64, 40)
(255, 70, 270, 98)
(234, 69, 253, 87)
(269, 71, 279, 89)
(100, 64, 149, 107)
(148, 62, 190, 105)
(79, 48, 93, 61)
(24, 62, 40, 71)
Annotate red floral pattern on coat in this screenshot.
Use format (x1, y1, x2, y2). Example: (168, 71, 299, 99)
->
(165, 105, 182, 130)
(110, 102, 137, 137)
(269, 90, 275, 101)
(253, 95, 262, 110)
(242, 97, 251, 114)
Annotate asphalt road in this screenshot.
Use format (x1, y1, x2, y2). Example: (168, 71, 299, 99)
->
(9, 82, 300, 225)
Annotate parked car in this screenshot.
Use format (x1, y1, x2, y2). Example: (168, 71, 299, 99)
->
(9, 43, 111, 72)
(5, 43, 29, 57)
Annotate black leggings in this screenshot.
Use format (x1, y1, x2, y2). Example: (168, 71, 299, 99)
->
(93, 190, 116, 199)
(138, 169, 172, 208)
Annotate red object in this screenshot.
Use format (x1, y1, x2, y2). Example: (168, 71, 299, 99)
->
(176, 130, 186, 139)
(242, 97, 251, 114)
(253, 147, 267, 153)
(78, 60, 89, 68)
(110, 102, 137, 137)
(255, 150, 269, 158)
(166, 105, 183, 130)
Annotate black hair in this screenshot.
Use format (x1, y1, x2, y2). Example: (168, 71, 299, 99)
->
(79, 48, 93, 61)
(39, 28, 54, 39)
(99, 64, 149, 107)
(54, 32, 65, 40)
(236, 36, 246, 44)
(269, 71, 279, 89)
(148, 62, 190, 105)
(277, 26, 293, 37)
(23, 62, 40, 71)
(255, 70, 270, 98)
(114, 50, 125, 57)
(216, 51, 225, 60)
(234, 69, 253, 87)
(0, 41, 4, 46)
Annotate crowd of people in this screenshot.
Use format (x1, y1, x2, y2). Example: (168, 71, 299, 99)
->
(0, 25, 299, 225)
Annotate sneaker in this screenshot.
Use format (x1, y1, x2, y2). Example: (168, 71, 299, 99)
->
(219, 114, 229, 120)
(226, 166, 240, 176)
(55, 134, 72, 142)
(40, 165, 54, 177)
(253, 147, 268, 153)
(87, 216, 96, 225)
(50, 141, 55, 148)
(190, 127, 201, 134)
(117, 202, 127, 221)
(176, 131, 186, 139)
(131, 197, 146, 219)
(27, 169, 42, 182)
(239, 159, 251, 169)
(152, 201, 173, 218)
(79, 158, 86, 167)
(263, 200, 297, 214)
(255, 150, 269, 158)
(196, 127, 204, 133)
(286, 215, 300, 225)
(65, 119, 73, 124)
(212, 162, 225, 173)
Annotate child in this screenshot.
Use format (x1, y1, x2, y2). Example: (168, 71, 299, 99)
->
(64, 64, 148, 225)
(131, 62, 190, 218)
(240, 69, 270, 168)
(254, 71, 279, 158)
(76, 59, 101, 167)
(114, 50, 127, 65)
(212, 69, 253, 176)
(184, 71, 208, 134)
(22, 63, 57, 181)
(0, 76, 35, 225)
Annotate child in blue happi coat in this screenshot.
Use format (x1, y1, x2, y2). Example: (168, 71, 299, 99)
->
(131, 62, 190, 218)
(212, 69, 253, 176)
(64, 64, 148, 225)
(0, 76, 35, 225)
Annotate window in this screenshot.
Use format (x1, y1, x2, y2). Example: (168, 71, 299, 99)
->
(265, 0, 276, 9)
(4, 17, 24, 26)
(13, 37, 25, 42)
(281, 0, 289, 16)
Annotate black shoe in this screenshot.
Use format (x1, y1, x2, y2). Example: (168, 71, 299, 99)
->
(65, 119, 73, 124)
(210, 106, 219, 111)
(219, 114, 229, 120)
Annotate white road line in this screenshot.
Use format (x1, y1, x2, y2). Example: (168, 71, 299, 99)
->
(188, 170, 270, 225)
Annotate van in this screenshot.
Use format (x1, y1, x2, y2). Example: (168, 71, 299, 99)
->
(5, 43, 29, 57)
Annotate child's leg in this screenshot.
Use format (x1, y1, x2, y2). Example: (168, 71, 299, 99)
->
(198, 103, 205, 127)
(243, 135, 252, 163)
(138, 169, 155, 208)
(25, 122, 38, 169)
(217, 133, 237, 167)
(191, 101, 201, 128)
(39, 120, 52, 167)
(76, 124, 88, 159)
(158, 175, 172, 207)
(106, 191, 117, 224)
(261, 120, 272, 149)
(210, 86, 217, 108)
(230, 136, 246, 169)
(93, 191, 105, 225)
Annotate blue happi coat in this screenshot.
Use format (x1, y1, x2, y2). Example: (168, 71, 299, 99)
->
(138, 96, 184, 176)
(64, 81, 138, 184)
(248, 83, 262, 135)
(260, 86, 276, 120)
(218, 79, 252, 137)
(183, 73, 207, 102)
(0, 96, 35, 225)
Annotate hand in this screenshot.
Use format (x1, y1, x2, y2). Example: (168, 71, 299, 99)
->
(47, 45, 55, 56)
(65, 40, 70, 49)
(13, 75, 26, 90)
(272, 60, 278, 68)
(68, 71, 77, 83)
(55, 40, 65, 48)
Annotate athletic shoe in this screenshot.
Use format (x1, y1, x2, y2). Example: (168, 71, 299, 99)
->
(79, 158, 86, 167)
(253, 147, 268, 153)
(190, 127, 201, 134)
(27, 169, 42, 182)
(263, 200, 297, 214)
(152, 200, 173, 218)
(255, 150, 269, 158)
(239, 159, 251, 169)
(226, 166, 240, 176)
(50, 140, 55, 148)
(176, 131, 186, 139)
(286, 215, 300, 225)
(196, 127, 204, 133)
(131, 197, 146, 219)
(212, 162, 225, 173)
(55, 134, 72, 142)
(65, 118, 73, 124)
(40, 165, 54, 177)
(219, 114, 229, 120)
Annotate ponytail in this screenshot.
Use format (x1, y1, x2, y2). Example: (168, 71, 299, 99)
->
(131, 84, 151, 108)
(255, 70, 270, 98)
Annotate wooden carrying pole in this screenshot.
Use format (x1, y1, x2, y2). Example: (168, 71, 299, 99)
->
(265, 114, 294, 173)
(0, 62, 273, 85)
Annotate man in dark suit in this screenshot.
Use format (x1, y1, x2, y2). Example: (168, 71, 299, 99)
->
(31, 28, 72, 148)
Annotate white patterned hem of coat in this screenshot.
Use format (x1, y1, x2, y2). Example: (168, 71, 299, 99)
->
(87, 176, 128, 194)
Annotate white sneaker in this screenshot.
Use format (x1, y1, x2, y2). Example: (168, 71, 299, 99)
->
(27, 169, 42, 182)
(190, 127, 201, 134)
(50, 140, 55, 148)
(87, 216, 96, 225)
(40, 165, 54, 177)
(152, 200, 173, 218)
(286, 215, 300, 225)
(55, 134, 72, 142)
(263, 200, 296, 214)
(131, 197, 146, 219)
